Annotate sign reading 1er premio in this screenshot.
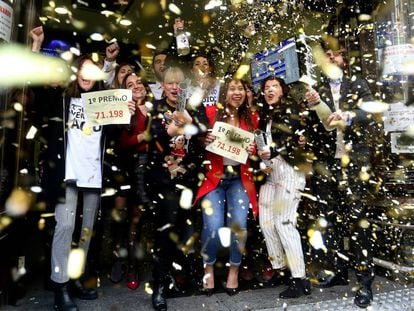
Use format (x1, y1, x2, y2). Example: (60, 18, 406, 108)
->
(82, 89, 132, 126)
(206, 122, 254, 164)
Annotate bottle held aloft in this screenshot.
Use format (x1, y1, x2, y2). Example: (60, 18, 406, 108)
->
(176, 26, 190, 56)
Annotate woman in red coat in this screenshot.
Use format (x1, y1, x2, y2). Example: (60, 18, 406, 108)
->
(195, 78, 259, 296)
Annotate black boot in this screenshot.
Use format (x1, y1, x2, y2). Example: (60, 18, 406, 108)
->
(354, 286, 373, 308)
(152, 280, 167, 311)
(279, 278, 311, 299)
(70, 280, 98, 300)
(53, 282, 78, 311)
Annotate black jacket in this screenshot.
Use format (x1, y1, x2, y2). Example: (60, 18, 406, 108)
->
(258, 98, 314, 170)
(309, 75, 374, 164)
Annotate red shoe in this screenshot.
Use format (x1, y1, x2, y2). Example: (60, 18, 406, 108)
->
(126, 272, 139, 290)
(126, 279, 139, 290)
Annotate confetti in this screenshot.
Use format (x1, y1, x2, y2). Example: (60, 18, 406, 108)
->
(5, 188, 31, 217)
(218, 227, 231, 247)
(67, 248, 85, 279)
(0, 44, 70, 87)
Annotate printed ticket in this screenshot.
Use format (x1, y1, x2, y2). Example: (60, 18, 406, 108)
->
(82, 89, 132, 126)
(206, 121, 254, 164)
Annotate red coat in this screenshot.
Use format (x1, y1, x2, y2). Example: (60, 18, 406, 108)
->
(195, 109, 259, 218)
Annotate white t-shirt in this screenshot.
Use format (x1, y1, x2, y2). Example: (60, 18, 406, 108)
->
(65, 97, 103, 188)
(329, 80, 346, 159)
(149, 81, 163, 100)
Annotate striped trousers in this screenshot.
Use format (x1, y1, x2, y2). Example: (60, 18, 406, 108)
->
(259, 156, 306, 278)
(51, 185, 100, 283)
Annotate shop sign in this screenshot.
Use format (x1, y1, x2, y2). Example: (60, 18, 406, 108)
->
(379, 44, 414, 75)
(0, 0, 12, 42)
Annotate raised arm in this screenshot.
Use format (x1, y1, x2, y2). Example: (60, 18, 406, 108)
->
(305, 88, 334, 131)
(30, 26, 44, 53)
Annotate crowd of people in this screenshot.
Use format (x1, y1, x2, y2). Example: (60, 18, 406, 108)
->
(24, 18, 378, 311)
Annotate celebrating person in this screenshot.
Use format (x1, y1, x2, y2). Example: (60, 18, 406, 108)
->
(147, 66, 207, 311)
(307, 45, 376, 308)
(195, 78, 259, 296)
(256, 76, 314, 298)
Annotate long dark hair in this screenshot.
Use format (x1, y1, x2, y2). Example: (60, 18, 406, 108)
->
(191, 53, 217, 80)
(66, 55, 104, 98)
(121, 72, 152, 103)
(112, 62, 135, 88)
(216, 78, 253, 131)
(259, 76, 290, 124)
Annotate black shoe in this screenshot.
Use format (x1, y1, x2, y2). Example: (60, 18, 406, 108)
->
(71, 280, 98, 300)
(53, 282, 78, 311)
(269, 269, 291, 286)
(312, 271, 349, 288)
(202, 287, 215, 297)
(279, 278, 311, 299)
(152, 281, 167, 311)
(354, 286, 373, 308)
(225, 287, 239, 296)
(110, 260, 124, 283)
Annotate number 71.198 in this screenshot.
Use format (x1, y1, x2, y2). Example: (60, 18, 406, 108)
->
(95, 110, 124, 119)
(217, 141, 241, 155)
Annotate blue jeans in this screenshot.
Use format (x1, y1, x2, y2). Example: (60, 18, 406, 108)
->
(201, 173, 250, 266)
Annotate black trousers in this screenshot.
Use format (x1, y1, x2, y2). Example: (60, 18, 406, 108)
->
(149, 184, 193, 282)
(312, 153, 375, 286)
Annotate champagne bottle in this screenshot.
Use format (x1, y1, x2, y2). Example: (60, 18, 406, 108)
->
(176, 27, 190, 56)
(254, 129, 271, 166)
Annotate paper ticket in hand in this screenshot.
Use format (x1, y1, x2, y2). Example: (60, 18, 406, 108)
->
(206, 122, 254, 164)
(82, 89, 132, 126)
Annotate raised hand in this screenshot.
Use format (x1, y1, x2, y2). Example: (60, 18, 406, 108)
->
(106, 42, 120, 62)
(30, 26, 44, 52)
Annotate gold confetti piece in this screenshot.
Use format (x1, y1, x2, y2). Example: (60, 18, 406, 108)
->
(0, 216, 12, 230)
(359, 219, 370, 229)
(119, 19, 132, 26)
(67, 248, 85, 279)
(172, 262, 182, 271)
(79, 62, 108, 81)
(5, 188, 31, 217)
(82, 127, 92, 136)
(144, 282, 153, 294)
(38, 218, 46, 230)
(26, 125, 38, 140)
(235, 64, 250, 80)
(358, 14, 372, 21)
(359, 168, 370, 182)
(179, 188, 193, 210)
(54, 6, 69, 14)
(307, 229, 326, 251)
(218, 227, 231, 247)
(13, 102, 23, 112)
(359, 101, 389, 113)
(0, 44, 71, 87)
(341, 154, 350, 167)
(188, 87, 204, 109)
(201, 199, 213, 216)
(168, 3, 181, 15)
